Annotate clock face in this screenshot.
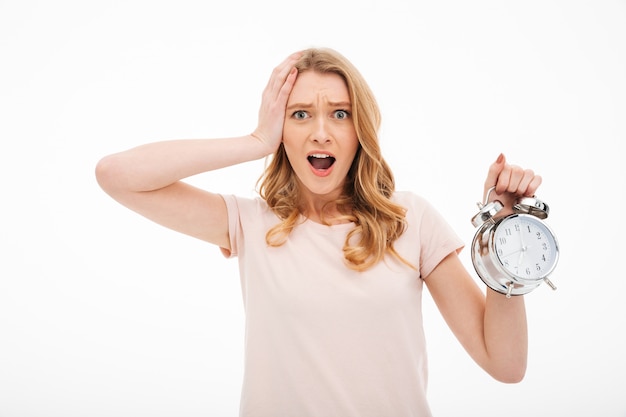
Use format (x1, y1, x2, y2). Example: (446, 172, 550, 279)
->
(493, 214, 558, 281)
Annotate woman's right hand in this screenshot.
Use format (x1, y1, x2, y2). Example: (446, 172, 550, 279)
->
(251, 52, 301, 154)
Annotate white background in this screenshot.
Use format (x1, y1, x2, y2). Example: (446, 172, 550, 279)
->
(1, 1, 625, 416)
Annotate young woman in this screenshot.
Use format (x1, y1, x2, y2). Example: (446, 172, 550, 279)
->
(96, 47, 540, 417)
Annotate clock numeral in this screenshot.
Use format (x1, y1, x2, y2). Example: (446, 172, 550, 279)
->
(536, 231, 542, 240)
(514, 224, 521, 232)
(505, 228, 512, 236)
(525, 267, 531, 275)
(536, 263, 541, 271)
(499, 237, 507, 245)
(542, 243, 548, 250)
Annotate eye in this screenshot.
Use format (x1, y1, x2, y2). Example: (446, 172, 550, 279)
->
(292, 110, 309, 120)
(334, 110, 350, 120)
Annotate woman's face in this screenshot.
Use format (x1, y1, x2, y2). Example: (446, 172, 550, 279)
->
(282, 70, 359, 203)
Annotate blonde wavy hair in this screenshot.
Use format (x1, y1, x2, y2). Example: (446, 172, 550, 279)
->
(257, 47, 412, 271)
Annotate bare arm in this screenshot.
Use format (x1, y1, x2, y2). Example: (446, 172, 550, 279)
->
(95, 137, 270, 249)
(95, 52, 302, 250)
(425, 253, 528, 383)
(424, 153, 541, 383)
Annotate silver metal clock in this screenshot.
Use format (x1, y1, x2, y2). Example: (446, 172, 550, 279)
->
(470, 187, 559, 297)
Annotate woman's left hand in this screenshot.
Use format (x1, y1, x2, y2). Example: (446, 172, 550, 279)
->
(483, 153, 542, 215)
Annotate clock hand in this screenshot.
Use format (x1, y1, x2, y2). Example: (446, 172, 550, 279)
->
(517, 244, 527, 266)
(517, 222, 528, 266)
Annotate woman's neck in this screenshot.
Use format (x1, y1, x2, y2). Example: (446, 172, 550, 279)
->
(300, 195, 352, 225)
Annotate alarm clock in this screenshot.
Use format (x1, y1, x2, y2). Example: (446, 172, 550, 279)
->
(470, 187, 559, 298)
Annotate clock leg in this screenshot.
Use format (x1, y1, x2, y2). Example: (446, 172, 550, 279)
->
(544, 277, 557, 291)
(506, 282, 514, 298)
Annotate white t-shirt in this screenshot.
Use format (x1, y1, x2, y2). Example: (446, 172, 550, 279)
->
(221, 191, 464, 417)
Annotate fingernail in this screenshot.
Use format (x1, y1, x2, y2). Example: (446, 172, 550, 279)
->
(496, 153, 504, 163)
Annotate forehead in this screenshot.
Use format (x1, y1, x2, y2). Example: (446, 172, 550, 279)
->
(288, 71, 350, 104)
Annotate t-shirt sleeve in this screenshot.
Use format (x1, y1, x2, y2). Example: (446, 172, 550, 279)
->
(417, 198, 465, 278)
(219, 194, 242, 258)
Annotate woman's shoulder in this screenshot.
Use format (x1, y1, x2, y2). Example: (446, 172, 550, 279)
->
(391, 190, 432, 209)
(391, 191, 447, 225)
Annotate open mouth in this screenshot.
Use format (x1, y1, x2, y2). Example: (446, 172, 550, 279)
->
(307, 154, 336, 170)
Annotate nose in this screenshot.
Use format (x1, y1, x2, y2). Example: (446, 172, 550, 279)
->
(310, 117, 332, 144)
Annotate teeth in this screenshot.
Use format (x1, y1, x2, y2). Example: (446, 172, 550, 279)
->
(309, 153, 331, 158)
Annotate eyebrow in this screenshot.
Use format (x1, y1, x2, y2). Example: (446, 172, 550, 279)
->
(286, 101, 352, 111)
